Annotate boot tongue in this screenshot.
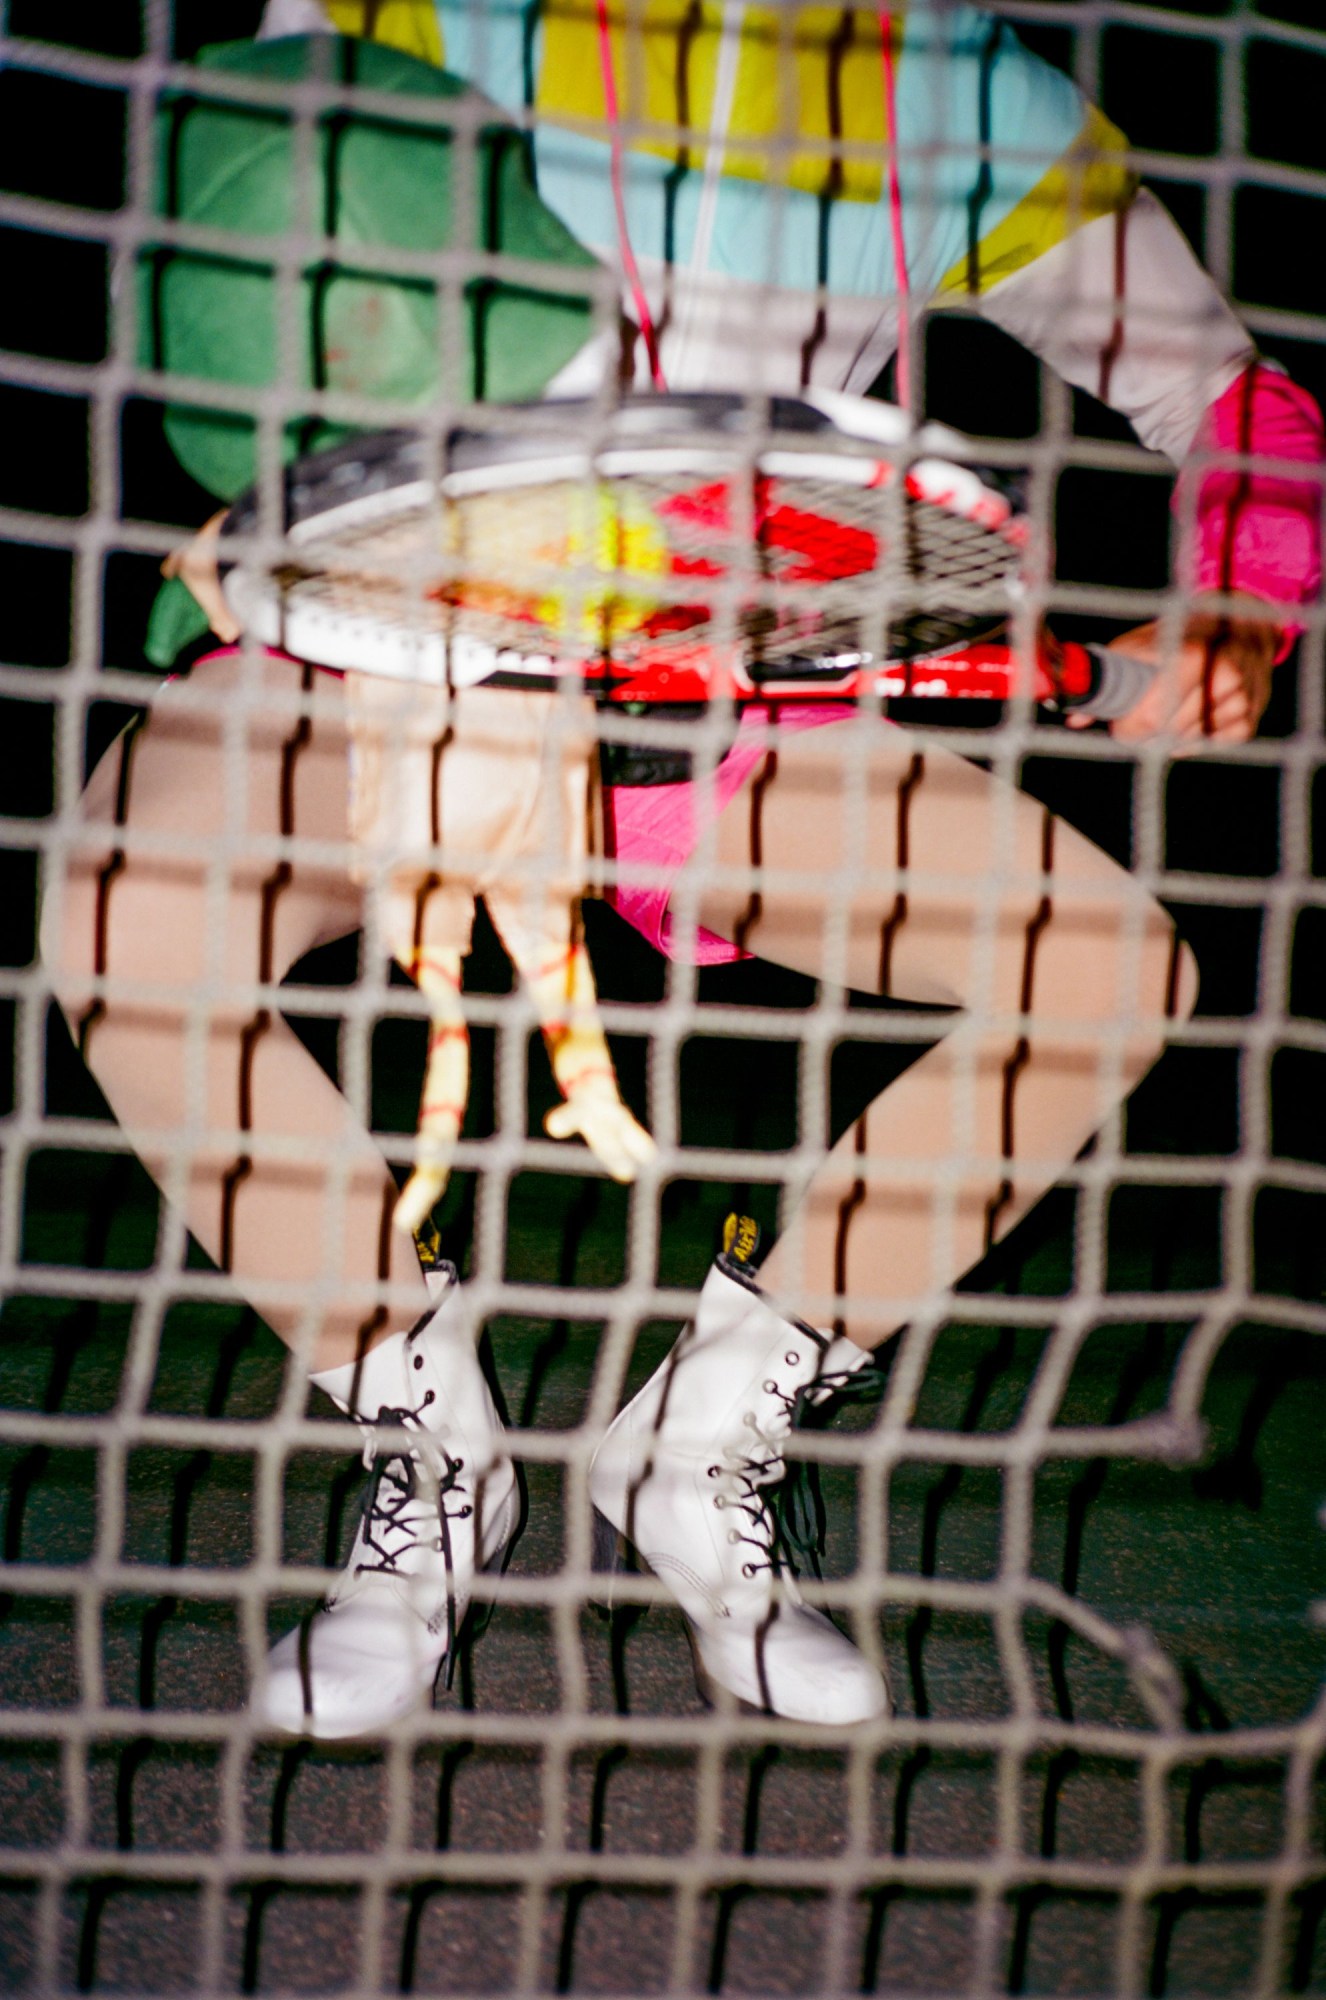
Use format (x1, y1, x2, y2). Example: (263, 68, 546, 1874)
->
(820, 1334, 869, 1378)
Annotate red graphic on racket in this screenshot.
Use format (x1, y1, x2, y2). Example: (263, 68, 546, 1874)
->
(215, 391, 1154, 720)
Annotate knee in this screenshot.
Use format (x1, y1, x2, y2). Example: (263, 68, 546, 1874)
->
(37, 862, 98, 1014)
(1126, 909, 1197, 1091)
(36, 838, 135, 1075)
(1167, 932, 1200, 1025)
(1140, 896, 1198, 1027)
(1088, 895, 1197, 1104)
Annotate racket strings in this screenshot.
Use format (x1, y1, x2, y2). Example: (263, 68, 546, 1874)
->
(263, 468, 1023, 671)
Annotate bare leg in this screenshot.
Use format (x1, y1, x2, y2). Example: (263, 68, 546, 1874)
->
(694, 722, 1197, 1347)
(41, 649, 430, 1369)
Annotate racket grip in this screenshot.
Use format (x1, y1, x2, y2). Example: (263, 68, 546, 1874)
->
(1061, 645, 1161, 721)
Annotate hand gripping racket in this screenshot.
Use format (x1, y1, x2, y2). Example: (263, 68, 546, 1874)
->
(218, 389, 1157, 721)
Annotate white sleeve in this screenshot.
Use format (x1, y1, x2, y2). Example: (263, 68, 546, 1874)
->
(977, 187, 1255, 465)
(257, 0, 335, 37)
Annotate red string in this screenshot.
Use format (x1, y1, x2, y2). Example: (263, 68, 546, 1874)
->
(595, 6, 905, 403)
(595, 0, 667, 389)
(879, 10, 911, 408)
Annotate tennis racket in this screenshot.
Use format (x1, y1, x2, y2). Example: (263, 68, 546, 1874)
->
(218, 389, 1156, 721)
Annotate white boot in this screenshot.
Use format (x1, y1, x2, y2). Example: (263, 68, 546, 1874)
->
(589, 1225, 889, 1725)
(257, 1267, 520, 1739)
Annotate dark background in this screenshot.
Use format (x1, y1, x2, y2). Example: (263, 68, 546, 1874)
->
(2, 4, 1326, 1996)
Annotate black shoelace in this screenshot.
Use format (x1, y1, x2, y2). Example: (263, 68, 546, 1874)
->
(352, 1403, 473, 1680)
(714, 1377, 806, 1582)
(774, 1361, 892, 1578)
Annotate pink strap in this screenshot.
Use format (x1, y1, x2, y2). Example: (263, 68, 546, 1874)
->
(878, 10, 911, 407)
(1175, 363, 1323, 659)
(605, 703, 860, 965)
(595, 0, 666, 389)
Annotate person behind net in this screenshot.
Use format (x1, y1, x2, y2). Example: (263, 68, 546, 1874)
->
(42, 5, 1322, 1736)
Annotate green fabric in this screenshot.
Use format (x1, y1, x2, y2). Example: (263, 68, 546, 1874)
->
(142, 35, 598, 502)
(144, 574, 213, 670)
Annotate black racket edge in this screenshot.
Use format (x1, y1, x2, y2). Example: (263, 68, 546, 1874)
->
(220, 394, 1022, 539)
(221, 397, 832, 537)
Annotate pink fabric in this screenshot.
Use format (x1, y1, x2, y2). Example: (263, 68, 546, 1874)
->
(1176, 363, 1324, 658)
(605, 703, 867, 965)
(183, 643, 327, 683)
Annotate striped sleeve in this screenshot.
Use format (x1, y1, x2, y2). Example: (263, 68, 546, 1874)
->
(269, 2, 1143, 361)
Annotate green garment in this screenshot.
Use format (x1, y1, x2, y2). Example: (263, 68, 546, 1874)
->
(145, 573, 213, 669)
(141, 33, 598, 506)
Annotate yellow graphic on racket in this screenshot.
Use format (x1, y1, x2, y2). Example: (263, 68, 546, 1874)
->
(439, 480, 673, 652)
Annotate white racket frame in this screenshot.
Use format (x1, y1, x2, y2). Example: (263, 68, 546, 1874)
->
(220, 392, 1027, 690)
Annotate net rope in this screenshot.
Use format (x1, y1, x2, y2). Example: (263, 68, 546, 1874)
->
(1, 3, 1325, 1995)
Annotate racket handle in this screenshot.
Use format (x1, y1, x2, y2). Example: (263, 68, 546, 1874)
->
(1055, 643, 1160, 721)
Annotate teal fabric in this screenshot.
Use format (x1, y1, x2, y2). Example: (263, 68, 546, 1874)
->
(432, 0, 1108, 303)
(142, 34, 599, 502)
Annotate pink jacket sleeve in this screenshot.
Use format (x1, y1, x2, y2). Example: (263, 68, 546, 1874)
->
(1175, 363, 1324, 658)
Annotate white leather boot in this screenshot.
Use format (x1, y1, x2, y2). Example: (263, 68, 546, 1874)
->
(589, 1223, 889, 1725)
(257, 1266, 520, 1738)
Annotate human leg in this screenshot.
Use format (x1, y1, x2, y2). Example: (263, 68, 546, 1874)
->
(590, 718, 1193, 1720)
(41, 647, 427, 1366)
(40, 649, 517, 1733)
(692, 720, 1196, 1346)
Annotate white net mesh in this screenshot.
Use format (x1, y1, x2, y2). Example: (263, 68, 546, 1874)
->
(2, 2, 1325, 1995)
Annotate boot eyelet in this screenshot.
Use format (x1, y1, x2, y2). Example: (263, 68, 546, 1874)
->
(741, 1563, 756, 1578)
(453, 1457, 464, 1471)
(458, 1504, 472, 1518)
(728, 1530, 741, 1544)
(785, 1351, 801, 1366)
(707, 1465, 720, 1478)
(434, 1538, 444, 1551)
(422, 1390, 436, 1406)
(413, 1355, 424, 1370)
(713, 1496, 725, 1509)
(763, 1379, 778, 1393)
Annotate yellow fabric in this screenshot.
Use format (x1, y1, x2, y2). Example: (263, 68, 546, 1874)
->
(322, 0, 444, 68)
(535, 3, 896, 200)
(936, 102, 1137, 297)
